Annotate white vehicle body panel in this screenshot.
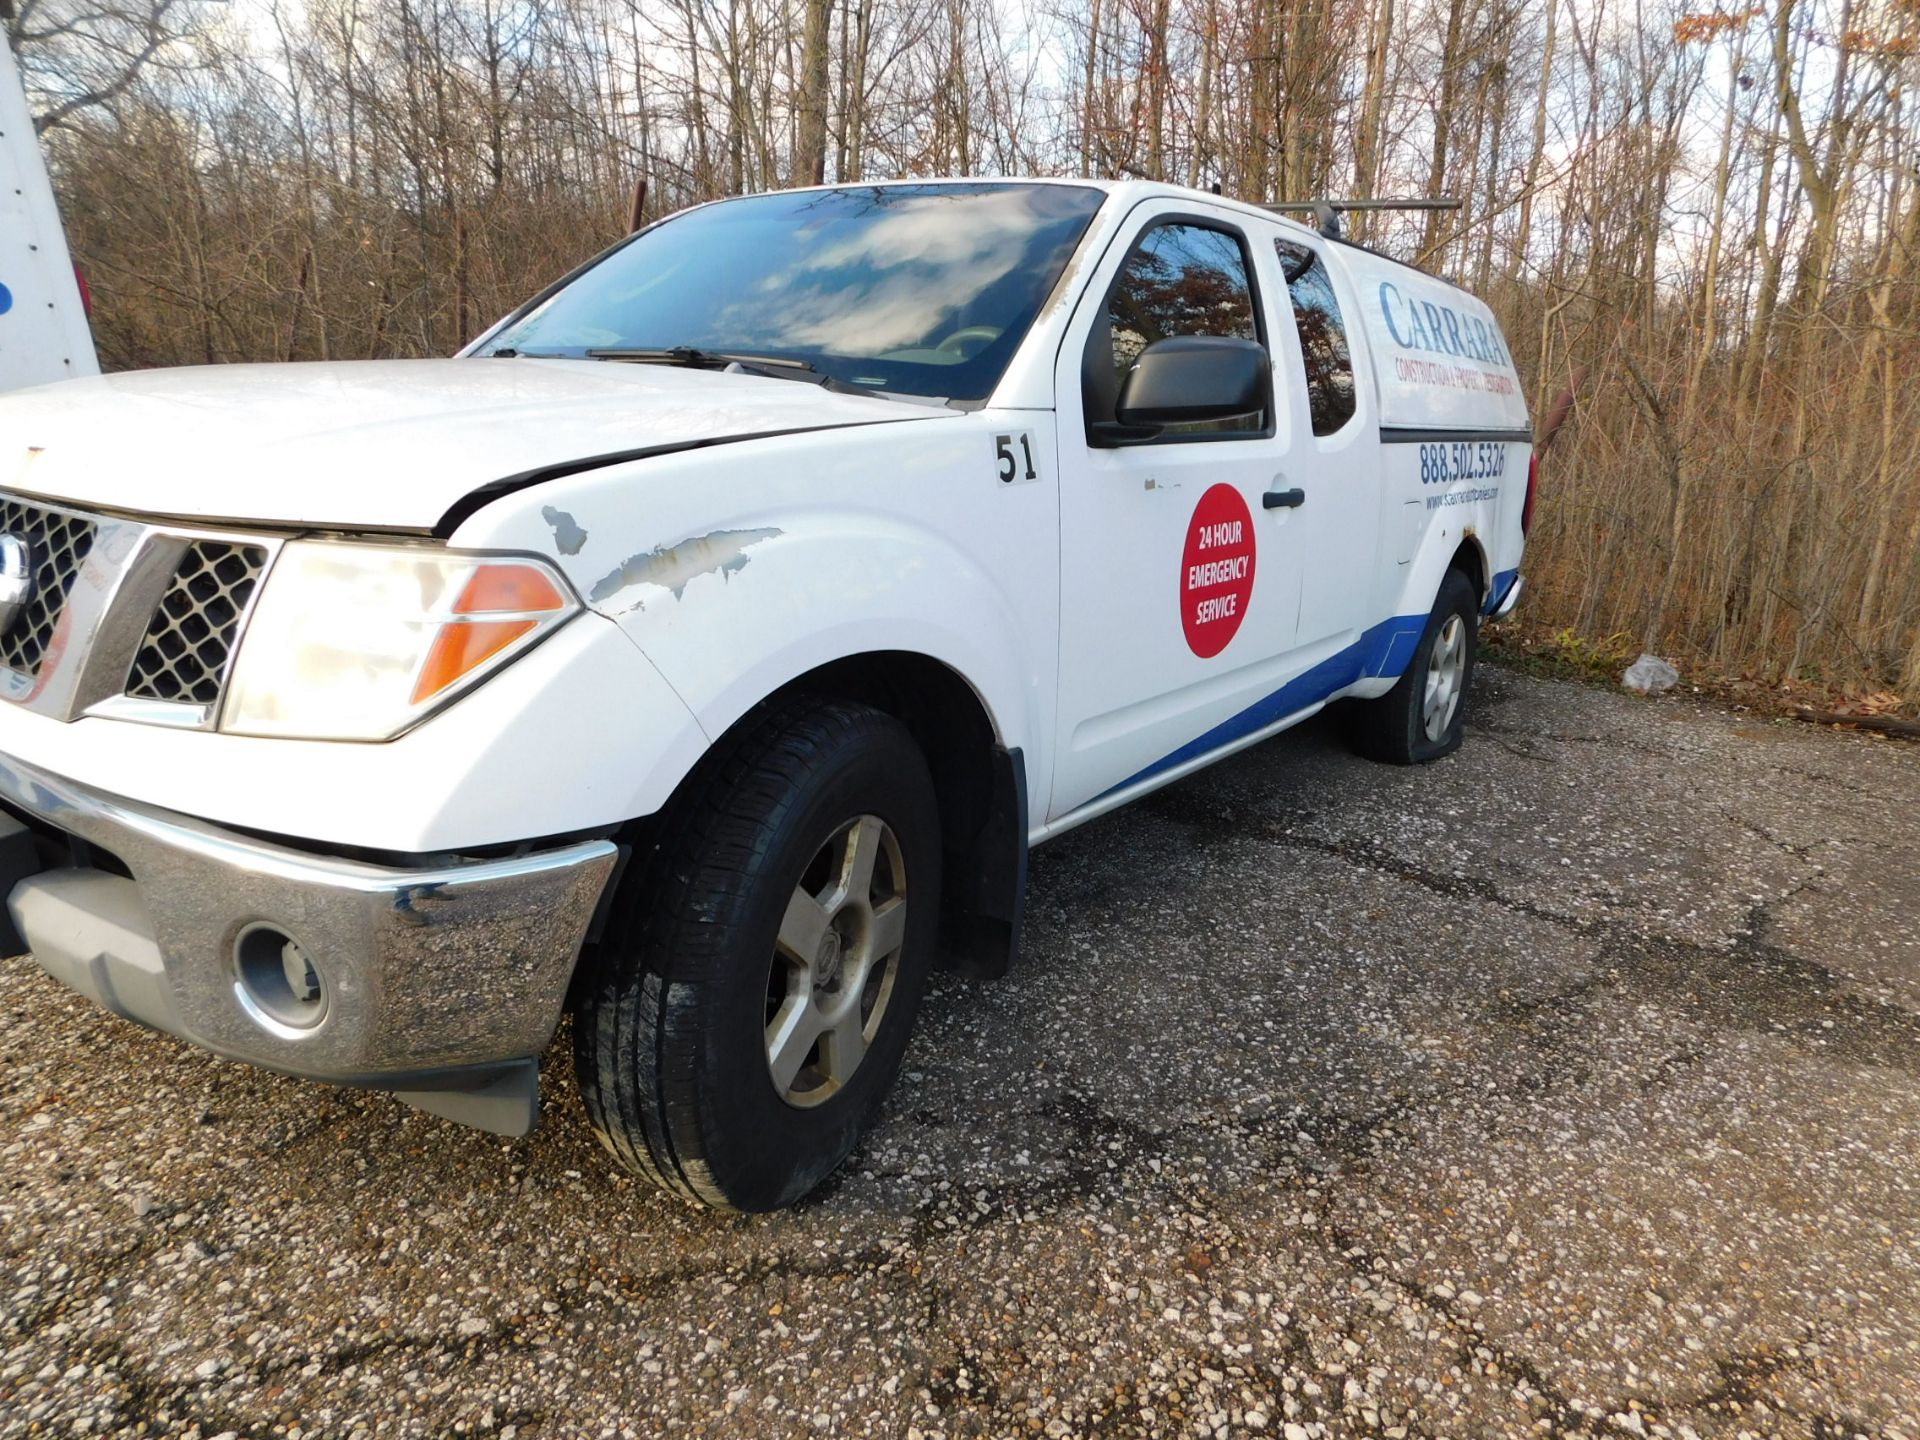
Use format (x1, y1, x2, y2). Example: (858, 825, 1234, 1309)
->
(1340, 246, 1529, 433)
(1045, 194, 1403, 821)
(0, 359, 933, 530)
(0, 42, 98, 394)
(0, 610, 710, 853)
(457, 415, 1062, 828)
(0, 178, 1529, 861)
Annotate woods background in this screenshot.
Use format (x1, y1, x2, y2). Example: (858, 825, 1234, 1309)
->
(7, 0, 1919, 704)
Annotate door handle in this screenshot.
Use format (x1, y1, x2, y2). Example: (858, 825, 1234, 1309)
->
(1263, 487, 1306, 509)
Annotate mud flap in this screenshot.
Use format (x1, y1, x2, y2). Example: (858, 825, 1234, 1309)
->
(0, 813, 44, 959)
(941, 746, 1028, 980)
(392, 1057, 541, 1137)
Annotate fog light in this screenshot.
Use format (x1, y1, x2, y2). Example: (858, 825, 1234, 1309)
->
(233, 924, 328, 1033)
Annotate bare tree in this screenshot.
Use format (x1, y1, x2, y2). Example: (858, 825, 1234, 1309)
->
(21, 0, 1920, 706)
(6, 0, 202, 132)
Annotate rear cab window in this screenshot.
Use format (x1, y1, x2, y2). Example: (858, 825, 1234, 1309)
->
(1274, 239, 1356, 436)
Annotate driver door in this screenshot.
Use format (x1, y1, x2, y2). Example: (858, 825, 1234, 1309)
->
(1048, 203, 1311, 822)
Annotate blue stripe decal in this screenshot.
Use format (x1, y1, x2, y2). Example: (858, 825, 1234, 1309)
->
(1484, 568, 1519, 615)
(1097, 609, 1431, 801)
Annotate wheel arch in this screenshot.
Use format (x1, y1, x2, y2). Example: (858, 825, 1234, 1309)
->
(638, 649, 1028, 982)
(772, 651, 1027, 979)
(1450, 532, 1490, 605)
(1391, 525, 1494, 648)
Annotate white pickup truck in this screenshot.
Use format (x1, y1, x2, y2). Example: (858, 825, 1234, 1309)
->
(0, 180, 1530, 1210)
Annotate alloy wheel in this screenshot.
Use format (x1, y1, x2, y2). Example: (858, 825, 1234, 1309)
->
(764, 814, 907, 1108)
(1422, 614, 1467, 743)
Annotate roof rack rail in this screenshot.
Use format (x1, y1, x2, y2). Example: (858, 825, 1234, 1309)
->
(1259, 197, 1459, 243)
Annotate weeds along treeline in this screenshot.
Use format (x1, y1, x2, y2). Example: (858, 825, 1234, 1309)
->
(8, 0, 1920, 702)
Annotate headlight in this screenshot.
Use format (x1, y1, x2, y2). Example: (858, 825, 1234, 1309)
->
(222, 542, 579, 741)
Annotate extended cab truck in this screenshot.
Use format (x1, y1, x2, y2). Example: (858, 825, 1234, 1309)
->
(0, 180, 1530, 1211)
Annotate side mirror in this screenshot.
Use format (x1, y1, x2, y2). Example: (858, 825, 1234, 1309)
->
(1094, 336, 1269, 445)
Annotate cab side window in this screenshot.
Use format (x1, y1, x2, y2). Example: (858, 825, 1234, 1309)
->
(1274, 240, 1356, 436)
(1084, 221, 1264, 438)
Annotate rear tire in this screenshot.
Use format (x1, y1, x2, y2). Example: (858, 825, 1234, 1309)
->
(573, 698, 942, 1211)
(1351, 568, 1479, 765)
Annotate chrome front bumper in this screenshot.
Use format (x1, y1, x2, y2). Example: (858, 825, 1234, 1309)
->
(0, 750, 618, 1134)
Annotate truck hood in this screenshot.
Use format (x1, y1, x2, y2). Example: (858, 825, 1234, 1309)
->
(0, 358, 939, 532)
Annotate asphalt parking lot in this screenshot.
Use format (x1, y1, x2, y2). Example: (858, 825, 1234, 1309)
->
(4, 663, 1919, 1440)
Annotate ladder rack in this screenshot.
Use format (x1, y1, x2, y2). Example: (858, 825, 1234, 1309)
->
(1258, 197, 1459, 243)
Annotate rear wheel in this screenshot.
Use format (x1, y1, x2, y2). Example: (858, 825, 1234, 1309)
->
(573, 698, 941, 1211)
(1351, 568, 1479, 764)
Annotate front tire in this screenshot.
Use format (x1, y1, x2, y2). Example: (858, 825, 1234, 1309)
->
(573, 698, 942, 1211)
(1351, 568, 1479, 764)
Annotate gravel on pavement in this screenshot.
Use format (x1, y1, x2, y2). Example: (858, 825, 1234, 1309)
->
(3, 665, 1918, 1439)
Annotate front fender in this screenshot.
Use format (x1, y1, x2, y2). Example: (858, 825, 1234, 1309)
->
(594, 514, 1035, 753)
(456, 419, 1053, 813)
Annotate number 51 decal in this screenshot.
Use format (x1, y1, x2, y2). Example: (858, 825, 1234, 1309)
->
(995, 431, 1039, 485)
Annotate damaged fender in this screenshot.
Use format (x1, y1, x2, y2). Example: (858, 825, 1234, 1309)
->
(446, 419, 1056, 825)
(585, 526, 784, 610)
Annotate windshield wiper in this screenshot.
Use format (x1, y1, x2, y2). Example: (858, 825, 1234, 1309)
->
(586, 346, 811, 370)
(587, 346, 887, 399)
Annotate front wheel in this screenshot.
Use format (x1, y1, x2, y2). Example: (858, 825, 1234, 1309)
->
(573, 698, 942, 1211)
(1350, 568, 1479, 764)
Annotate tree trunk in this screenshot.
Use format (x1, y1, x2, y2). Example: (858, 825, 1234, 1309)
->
(794, 0, 832, 184)
(1422, 0, 1471, 256)
(1353, 0, 1395, 217)
(1081, 0, 1102, 175)
(1511, 0, 1556, 271)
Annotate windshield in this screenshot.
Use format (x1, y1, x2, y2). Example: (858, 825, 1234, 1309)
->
(482, 183, 1107, 403)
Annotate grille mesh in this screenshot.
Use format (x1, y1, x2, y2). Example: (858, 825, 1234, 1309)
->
(123, 542, 268, 706)
(0, 496, 98, 678)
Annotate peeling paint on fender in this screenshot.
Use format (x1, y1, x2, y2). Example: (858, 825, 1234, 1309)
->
(542, 506, 589, 555)
(588, 527, 783, 611)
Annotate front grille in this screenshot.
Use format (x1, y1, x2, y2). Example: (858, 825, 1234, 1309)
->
(0, 496, 98, 678)
(123, 542, 269, 706)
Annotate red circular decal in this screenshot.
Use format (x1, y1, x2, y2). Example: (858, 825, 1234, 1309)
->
(1180, 483, 1257, 658)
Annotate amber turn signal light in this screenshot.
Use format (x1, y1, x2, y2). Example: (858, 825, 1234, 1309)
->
(411, 563, 570, 705)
